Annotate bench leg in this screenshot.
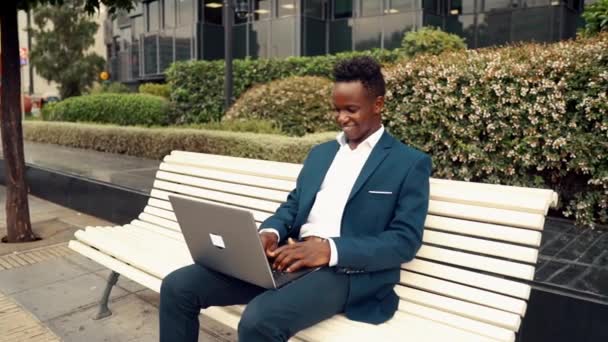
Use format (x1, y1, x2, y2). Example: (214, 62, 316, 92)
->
(93, 271, 120, 320)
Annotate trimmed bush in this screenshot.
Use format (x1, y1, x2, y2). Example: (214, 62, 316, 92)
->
(384, 33, 608, 227)
(139, 83, 170, 99)
(225, 76, 335, 136)
(401, 27, 466, 57)
(183, 119, 282, 135)
(581, 0, 608, 36)
(166, 49, 402, 124)
(22, 121, 336, 162)
(41, 93, 170, 126)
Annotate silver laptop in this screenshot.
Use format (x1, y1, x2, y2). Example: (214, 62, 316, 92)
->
(169, 195, 317, 289)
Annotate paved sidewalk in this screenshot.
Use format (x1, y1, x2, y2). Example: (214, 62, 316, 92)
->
(0, 187, 236, 342)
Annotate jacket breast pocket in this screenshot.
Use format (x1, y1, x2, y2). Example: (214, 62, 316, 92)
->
(367, 190, 394, 200)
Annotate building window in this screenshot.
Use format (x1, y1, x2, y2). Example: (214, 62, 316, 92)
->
(203, 0, 223, 24)
(304, 0, 325, 19)
(164, 0, 176, 28)
(360, 0, 382, 16)
(253, 0, 271, 20)
(147, 1, 160, 31)
(482, 0, 516, 11)
(277, 0, 297, 17)
(384, 0, 417, 13)
(177, 0, 195, 26)
(423, 0, 441, 15)
(334, 0, 354, 19)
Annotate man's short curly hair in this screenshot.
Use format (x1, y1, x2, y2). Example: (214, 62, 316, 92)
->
(333, 56, 386, 98)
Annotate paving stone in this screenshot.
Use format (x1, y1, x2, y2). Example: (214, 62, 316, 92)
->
(63, 253, 106, 273)
(46, 294, 227, 342)
(0, 258, 88, 295)
(11, 273, 128, 322)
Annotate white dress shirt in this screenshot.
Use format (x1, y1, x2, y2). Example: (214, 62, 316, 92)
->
(261, 126, 385, 267)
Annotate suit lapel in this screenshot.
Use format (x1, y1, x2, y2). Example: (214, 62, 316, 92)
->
(347, 132, 394, 202)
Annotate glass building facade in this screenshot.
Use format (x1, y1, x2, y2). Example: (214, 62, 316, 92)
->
(107, 0, 586, 83)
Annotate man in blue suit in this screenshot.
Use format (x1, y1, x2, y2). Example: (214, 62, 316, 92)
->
(160, 56, 432, 341)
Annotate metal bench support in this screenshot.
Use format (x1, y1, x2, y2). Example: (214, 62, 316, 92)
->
(93, 271, 120, 320)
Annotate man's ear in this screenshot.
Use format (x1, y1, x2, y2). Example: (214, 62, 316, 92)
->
(374, 96, 385, 115)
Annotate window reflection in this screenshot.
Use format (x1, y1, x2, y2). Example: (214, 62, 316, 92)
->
(164, 0, 176, 28)
(204, 0, 223, 25)
(361, 0, 382, 16)
(144, 35, 159, 74)
(482, 0, 515, 11)
(175, 26, 193, 61)
(147, 1, 160, 31)
(354, 16, 381, 50)
(330, 19, 353, 53)
(384, 0, 418, 13)
(271, 18, 295, 57)
(253, 0, 271, 20)
(383, 12, 416, 49)
(177, 0, 194, 26)
(250, 21, 269, 57)
(304, 0, 325, 19)
(278, 0, 297, 17)
(159, 33, 174, 72)
(334, 0, 354, 19)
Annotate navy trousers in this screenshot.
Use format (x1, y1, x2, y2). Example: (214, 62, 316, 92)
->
(159, 264, 349, 342)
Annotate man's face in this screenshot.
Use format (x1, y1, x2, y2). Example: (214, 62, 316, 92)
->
(332, 81, 383, 148)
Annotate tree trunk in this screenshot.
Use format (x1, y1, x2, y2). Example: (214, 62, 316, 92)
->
(1, 3, 36, 242)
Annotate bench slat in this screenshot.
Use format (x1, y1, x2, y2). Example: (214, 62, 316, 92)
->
(397, 300, 515, 342)
(154, 180, 279, 213)
(156, 170, 289, 202)
(148, 190, 273, 223)
(423, 230, 538, 264)
(425, 215, 542, 247)
(417, 245, 536, 280)
(430, 185, 549, 214)
(400, 271, 527, 315)
(428, 200, 545, 230)
(139, 212, 181, 232)
(402, 259, 531, 300)
(395, 286, 521, 331)
(430, 178, 558, 207)
(167, 152, 302, 181)
(160, 162, 295, 192)
(129, 220, 185, 241)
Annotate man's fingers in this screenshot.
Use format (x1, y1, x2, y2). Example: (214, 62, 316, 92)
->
(286, 259, 306, 273)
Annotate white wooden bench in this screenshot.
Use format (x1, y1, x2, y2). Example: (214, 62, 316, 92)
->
(69, 150, 559, 342)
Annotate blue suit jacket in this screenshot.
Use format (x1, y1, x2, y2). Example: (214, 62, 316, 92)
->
(260, 131, 432, 324)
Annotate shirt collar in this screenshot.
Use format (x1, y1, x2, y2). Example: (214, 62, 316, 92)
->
(336, 125, 385, 150)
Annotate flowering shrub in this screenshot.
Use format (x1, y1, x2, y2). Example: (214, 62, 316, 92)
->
(166, 49, 401, 123)
(224, 76, 335, 136)
(384, 33, 608, 228)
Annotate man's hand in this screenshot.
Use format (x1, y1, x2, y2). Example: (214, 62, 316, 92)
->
(259, 232, 279, 257)
(269, 238, 330, 273)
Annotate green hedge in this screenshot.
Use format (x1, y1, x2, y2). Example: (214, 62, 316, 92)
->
(401, 27, 466, 57)
(139, 83, 170, 99)
(41, 94, 170, 126)
(384, 33, 608, 227)
(22, 121, 336, 162)
(166, 49, 402, 124)
(225, 76, 335, 136)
